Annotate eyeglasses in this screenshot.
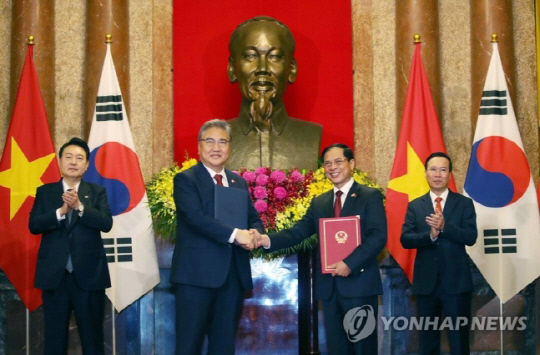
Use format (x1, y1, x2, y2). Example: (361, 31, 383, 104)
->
(427, 167, 449, 174)
(199, 138, 230, 148)
(323, 158, 347, 168)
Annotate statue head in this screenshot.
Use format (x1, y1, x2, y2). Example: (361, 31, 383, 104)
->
(227, 16, 298, 131)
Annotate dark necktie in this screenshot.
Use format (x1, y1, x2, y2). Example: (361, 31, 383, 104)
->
(66, 210, 74, 272)
(66, 209, 73, 225)
(214, 174, 223, 186)
(334, 190, 343, 217)
(435, 197, 443, 214)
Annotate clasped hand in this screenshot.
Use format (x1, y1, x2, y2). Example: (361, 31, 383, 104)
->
(235, 229, 261, 251)
(235, 229, 271, 250)
(60, 189, 80, 216)
(426, 211, 444, 239)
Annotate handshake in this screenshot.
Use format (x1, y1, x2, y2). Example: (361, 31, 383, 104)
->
(235, 229, 270, 251)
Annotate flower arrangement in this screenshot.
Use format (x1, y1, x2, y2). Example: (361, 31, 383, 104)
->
(252, 166, 383, 259)
(146, 159, 382, 260)
(146, 158, 197, 241)
(234, 167, 314, 232)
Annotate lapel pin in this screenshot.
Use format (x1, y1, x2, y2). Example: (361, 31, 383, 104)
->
(351, 193, 357, 198)
(231, 179, 236, 183)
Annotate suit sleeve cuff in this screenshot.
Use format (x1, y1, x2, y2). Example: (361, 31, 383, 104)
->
(77, 203, 84, 216)
(229, 228, 237, 243)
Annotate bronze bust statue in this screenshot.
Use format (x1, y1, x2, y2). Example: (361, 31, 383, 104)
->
(226, 16, 322, 170)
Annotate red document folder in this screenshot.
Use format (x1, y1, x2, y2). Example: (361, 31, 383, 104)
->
(319, 215, 361, 273)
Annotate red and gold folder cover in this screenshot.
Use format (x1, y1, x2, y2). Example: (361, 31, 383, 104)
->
(319, 215, 361, 273)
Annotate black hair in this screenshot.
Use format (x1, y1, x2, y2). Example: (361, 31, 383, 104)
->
(424, 151, 452, 172)
(59, 137, 90, 160)
(321, 143, 354, 162)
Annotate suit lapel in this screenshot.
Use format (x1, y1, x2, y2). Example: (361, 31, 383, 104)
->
(225, 169, 239, 188)
(340, 182, 360, 217)
(195, 162, 217, 204)
(78, 181, 91, 206)
(53, 181, 65, 211)
(321, 189, 335, 218)
(420, 192, 434, 216)
(442, 190, 457, 218)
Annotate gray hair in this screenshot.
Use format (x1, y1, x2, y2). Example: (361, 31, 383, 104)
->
(198, 119, 232, 141)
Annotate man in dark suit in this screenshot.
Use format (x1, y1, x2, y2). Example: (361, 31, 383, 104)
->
(401, 152, 477, 355)
(29, 137, 112, 355)
(257, 143, 387, 355)
(170, 119, 264, 355)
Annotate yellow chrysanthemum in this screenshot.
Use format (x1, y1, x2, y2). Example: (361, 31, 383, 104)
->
(147, 160, 382, 257)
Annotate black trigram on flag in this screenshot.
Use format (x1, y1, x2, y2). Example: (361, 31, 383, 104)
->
(103, 237, 133, 263)
(483, 228, 517, 254)
(96, 95, 123, 121)
(479, 90, 507, 116)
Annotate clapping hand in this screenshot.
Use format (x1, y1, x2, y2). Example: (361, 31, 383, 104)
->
(426, 212, 444, 239)
(60, 188, 79, 216)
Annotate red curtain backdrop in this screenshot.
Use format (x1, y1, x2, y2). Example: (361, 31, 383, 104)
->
(173, 0, 354, 163)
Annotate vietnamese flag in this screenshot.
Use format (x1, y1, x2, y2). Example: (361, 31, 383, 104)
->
(0, 43, 60, 311)
(386, 42, 456, 283)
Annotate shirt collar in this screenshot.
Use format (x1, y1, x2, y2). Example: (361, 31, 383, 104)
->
(429, 188, 449, 203)
(334, 177, 354, 198)
(62, 179, 81, 192)
(203, 164, 228, 186)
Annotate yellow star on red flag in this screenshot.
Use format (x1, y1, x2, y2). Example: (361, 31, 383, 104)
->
(0, 137, 55, 220)
(387, 141, 429, 202)
(0, 44, 60, 311)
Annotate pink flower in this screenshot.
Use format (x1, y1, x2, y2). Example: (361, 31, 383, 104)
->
(270, 170, 286, 183)
(242, 171, 256, 183)
(274, 187, 287, 200)
(255, 174, 269, 186)
(255, 167, 268, 175)
(254, 199, 268, 213)
(253, 186, 268, 199)
(291, 170, 304, 182)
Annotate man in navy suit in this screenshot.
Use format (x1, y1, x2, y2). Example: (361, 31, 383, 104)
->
(401, 152, 477, 355)
(29, 137, 112, 355)
(170, 119, 264, 355)
(258, 143, 387, 355)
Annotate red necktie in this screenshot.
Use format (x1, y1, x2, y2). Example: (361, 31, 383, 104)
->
(214, 174, 223, 186)
(435, 197, 443, 214)
(334, 190, 343, 217)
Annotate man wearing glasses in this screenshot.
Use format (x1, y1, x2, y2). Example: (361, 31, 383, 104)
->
(170, 119, 264, 355)
(257, 143, 387, 355)
(401, 152, 477, 354)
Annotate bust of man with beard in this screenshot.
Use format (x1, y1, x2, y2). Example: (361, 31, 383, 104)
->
(226, 16, 323, 170)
